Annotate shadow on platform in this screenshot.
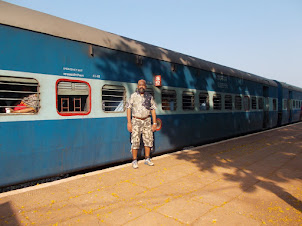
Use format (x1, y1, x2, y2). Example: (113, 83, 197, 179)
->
(174, 124, 302, 213)
(0, 201, 20, 225)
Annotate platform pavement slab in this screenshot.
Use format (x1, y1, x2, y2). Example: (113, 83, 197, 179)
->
(0, 122, 301, 225)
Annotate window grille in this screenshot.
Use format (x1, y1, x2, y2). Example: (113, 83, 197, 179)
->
(162, 90, 177, 111)
(235, 95, 242, 110)
(258, 97, 264, 110)
(57, 81, 90, 114)
(182, 91, 194, 110)
(199, 92, 209, 110)
(102, 85, 126, 112)
(243, 96, 250, 111)
(0, 76, 40, 114)
(224, 95, 232, 110)
(213, 94, 222, 110)
(251, 97, 257, 109)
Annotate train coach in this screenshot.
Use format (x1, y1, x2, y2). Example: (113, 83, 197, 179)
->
(0, 2, 301, 188)
(274, 81, 302, 125)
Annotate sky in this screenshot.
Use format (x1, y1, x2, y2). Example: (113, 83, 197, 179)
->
(3, 0, 302, 88)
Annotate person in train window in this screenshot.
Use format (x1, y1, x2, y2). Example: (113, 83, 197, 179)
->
(7, 93, 38, 114)
(126, 79, 157, 169)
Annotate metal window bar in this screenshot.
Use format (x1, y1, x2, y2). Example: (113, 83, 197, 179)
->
(0, 77, 40, 114)
(182, 92, 194, 110)
(199, 93, 209, 111)
(251, 97, 257, 109)
(224, 95, 232, 110)
(162, 90, 177, 111)
(0, 82, 38, 87)
(213, 94, 222, 110)
(235, 96, 242, 110)
(102, 85, 125, 112)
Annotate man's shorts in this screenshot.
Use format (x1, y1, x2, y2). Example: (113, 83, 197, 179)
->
(131, 117, 153, 149)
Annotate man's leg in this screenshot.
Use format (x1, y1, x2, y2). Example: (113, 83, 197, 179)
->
(132, 149, 138, 160)
(144, 146, 151, 158)
(131, 118, 141, 169)
(142, 118, 154, 166)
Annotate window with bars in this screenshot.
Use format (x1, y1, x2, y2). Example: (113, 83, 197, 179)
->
(235, 95, 242, 110)
(224, 95, 232, 110)
(162, 89, 177, 111)
(251, 97, 257, 109)
(102, 85, 126, 112)
(145, 88, 154, 97)
(258, 97, 264, 110)
(0, 76, 40, 114)
(57, 80, 90, 115)
(293, 100, 296, 108)
(199, 92, 209, 111)
(213, 94, 222, 110)
(243, 96, 250, 111)
(182, 91, 194, 110)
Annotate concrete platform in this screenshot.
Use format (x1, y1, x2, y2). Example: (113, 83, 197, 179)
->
(0, 122, 302, 225)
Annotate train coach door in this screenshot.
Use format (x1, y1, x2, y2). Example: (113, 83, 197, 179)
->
(288, 91, 292, 122)
(263, 86, 269, 129)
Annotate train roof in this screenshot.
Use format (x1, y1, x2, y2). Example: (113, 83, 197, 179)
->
(0, 2, 278, 87)
(276, 82, 302, 93)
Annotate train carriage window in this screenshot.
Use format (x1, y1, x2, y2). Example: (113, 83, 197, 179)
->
(102, 85, 126, 112)
(182, 91, 194, 110)
(145, 88, 154, 97)
(224, 95, 232, 110)
(57, 80, 90, 115)
(213, 94, 222, 110)
(0, 76, 40, 114)
(283, 100, 287, 110)
(199, 92, 209, 111)
(258, 97, 264, 110)
(251, 97, 257, 109)
(273, 99, 277, 111)
(243, 96, 250, 111)
(293, 100, 296, 108)
(235, 95, 242, 110)
(162, 89, 177, 111)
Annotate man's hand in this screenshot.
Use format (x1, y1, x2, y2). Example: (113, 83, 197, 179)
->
(127, 122, 132, 132)
(152, 124, 157, 132)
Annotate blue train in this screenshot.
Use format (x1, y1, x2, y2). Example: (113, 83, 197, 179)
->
(0, 2, 301, 188)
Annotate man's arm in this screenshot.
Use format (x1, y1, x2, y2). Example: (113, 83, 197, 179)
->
(151, 109, 157, 132)
(127, 108, 132, 132)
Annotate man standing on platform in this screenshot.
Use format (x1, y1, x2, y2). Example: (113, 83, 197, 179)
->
(126, 79, 157, 169)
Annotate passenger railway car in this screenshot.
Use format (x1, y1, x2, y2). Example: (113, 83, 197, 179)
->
(274, 81, 302, 125)
(0, 2, 301, 188)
